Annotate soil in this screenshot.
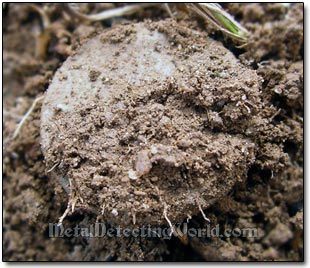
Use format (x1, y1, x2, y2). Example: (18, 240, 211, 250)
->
(3, 3, 303, 261)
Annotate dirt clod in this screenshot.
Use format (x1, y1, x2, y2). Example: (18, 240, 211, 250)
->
(41, 21, 262, 227)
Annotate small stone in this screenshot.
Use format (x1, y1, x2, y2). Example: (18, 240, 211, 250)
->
(135, 150, 152, 176)
(150, 177, 158, 182)
(128, 170, 138, 180)
(93, 174, 104, 180)
(274, 87, 282, 94)
(150, 145, 158, 154)
(111, 209, 118, 216)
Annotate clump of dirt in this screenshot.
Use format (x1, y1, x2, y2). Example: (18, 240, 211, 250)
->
(3, 3, 303, 261)
(41, 21, 265, 227)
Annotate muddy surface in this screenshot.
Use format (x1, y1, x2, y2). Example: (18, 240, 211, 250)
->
(3, 3, 303, 261)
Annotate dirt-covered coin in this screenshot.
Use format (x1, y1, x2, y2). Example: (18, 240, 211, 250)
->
(41, 20, 263, 227)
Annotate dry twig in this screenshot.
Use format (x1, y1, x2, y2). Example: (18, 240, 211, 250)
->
(63, 3, 159, 22)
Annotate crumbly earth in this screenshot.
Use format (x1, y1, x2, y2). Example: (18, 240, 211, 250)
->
(3, 3, 303, 261)
(41, 21, 261, 226)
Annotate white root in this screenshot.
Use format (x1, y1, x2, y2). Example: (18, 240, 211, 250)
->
(57, 204, 70, 226)
(71, 198, 77, 213)
(132, 210, 136, 225)
(64, 3, 159, 22)
(164, 3, 174, 18)
(270, 108, 282, 122)
(156, 188, 174, 235)
(58, 197, 78, 226)
(58, 178, 78, 226)
(47, 162, 60, 173)
(198, 202, 210, 222)
(13, 96, 44, 139)
(244, 104, 251, 114)
(163, 204, 174, 236)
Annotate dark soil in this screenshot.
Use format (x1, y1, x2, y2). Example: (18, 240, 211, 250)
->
(3, 3, 303, 261)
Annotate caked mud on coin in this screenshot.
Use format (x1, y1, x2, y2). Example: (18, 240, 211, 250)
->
(41, 20, 263, 227)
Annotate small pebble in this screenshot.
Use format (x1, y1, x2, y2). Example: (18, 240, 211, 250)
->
(128, 170, 138, 180)
(111, 209, 118, 216)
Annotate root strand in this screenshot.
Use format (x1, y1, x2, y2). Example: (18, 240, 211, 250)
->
(163, 204, 174, 236)
(63, 3, 159, 22)
(13, 96, 44, 139)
